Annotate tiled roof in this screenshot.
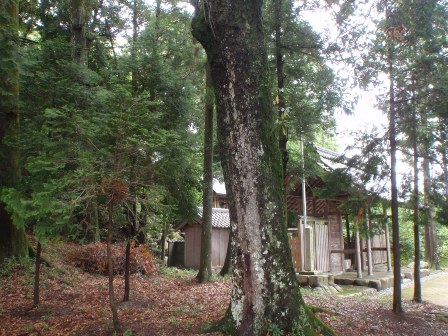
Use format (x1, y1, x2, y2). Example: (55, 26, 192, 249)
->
(197, 207, 230, 228)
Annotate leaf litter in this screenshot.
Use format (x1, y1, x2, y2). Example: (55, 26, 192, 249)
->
(0, 242, 447, 335)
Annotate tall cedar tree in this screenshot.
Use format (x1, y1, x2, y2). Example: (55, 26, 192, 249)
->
(411, 83, 421, 303)
(386, 3, 403, 313)
(191, 1, 333, 335)
(0, 0, 28, 261)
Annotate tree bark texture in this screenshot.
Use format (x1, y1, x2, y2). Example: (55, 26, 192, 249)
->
(0, 0, 28, 262)
(192, 2, 328, 335)
(197, 59, 214, 283)
(70, 0, 88, 64)
(273, 0, 288, 177)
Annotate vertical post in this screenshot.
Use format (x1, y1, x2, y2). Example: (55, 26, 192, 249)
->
(355, 225, 362, 279)
(300, 139, 307, 271)
(360, 238, 365, 272)
(383, 204, 392, 272)
(366, 208, 373, 276)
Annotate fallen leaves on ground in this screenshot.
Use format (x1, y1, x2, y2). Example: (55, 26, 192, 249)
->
(0, 243, 447, 336)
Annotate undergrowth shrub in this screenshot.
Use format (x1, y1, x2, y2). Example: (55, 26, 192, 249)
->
(0, 256, 34, 277)
(67, 242, 157, 275)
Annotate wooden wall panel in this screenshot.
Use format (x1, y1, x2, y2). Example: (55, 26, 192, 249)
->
(184, 225, 201, 268)
(288, 230, 301, 272)
(184, 226, 230, 269)
(314, 223, 329, 272)
(328, 215, 343, 273)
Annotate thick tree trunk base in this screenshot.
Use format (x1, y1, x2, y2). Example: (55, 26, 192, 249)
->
(0, 206, 28, 262)
(206, 303, 335, 336)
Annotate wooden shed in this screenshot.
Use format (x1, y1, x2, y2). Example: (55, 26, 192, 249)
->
(176, 207, 230, 269)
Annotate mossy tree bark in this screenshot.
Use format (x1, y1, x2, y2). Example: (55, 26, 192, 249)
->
(197, 59, 214, 283)
(192, 2, 331, 335)
(273, 0, 289, 178)
(0, 0, 28, 262)
(70, 0, 88, 65)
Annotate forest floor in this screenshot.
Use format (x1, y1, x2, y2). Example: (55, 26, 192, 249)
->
(1, 241, 448, 336)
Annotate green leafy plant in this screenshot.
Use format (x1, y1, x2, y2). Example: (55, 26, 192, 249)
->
(268, 323, 283, 336)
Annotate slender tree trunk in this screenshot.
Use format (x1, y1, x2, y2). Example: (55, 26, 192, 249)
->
(0, 0, 28, 261)
(197, 59, 214, 283)
(386, 10, 403, 312)
(383, 204, 392, 272)
(107, 203, 120, 331)
(123, 240, 131, 302)
(33, 241, 42, 307)
(360, 237, 365, 273)
(411, 87, 422, 303)
(94, 198, 100, 242)
(365, 209, 373, 276)
(423, 157, 440, 269)
(441, 127, 448, 196)
(160, 221, 167, 261)
(192, 2, 332, 334)
(355, 225, 362, 279)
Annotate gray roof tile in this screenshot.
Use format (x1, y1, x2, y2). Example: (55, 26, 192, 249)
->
(197, 207, 230, 228)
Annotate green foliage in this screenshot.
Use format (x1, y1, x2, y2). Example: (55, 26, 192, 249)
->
(268, 323, 283, 336)
(158, 266, 197, 279)
(8, 0, 203, 248)
(0, 256, 33, 278)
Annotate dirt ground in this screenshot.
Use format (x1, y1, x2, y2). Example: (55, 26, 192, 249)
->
(402, 273, 448, 308)
(1, 244, 447, 336)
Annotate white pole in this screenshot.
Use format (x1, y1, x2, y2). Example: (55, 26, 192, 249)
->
(301, 138, 307, 271)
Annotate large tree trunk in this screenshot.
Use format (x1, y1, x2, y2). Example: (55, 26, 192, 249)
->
(386, 8, 403, 312)
(70, 0, 88, 65)
(273, 0, 288, 177)
(0, 0, 28, 262)
(197, 60, 214, 283)
(191, 2, 331, 335)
